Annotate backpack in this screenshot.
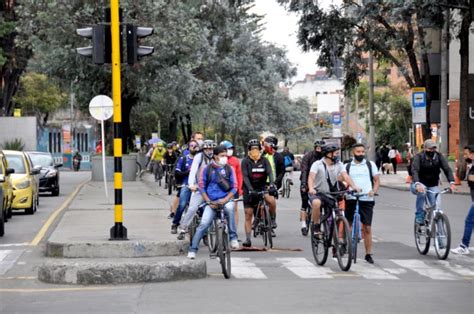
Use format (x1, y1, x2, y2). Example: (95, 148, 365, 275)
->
(205, 164, 232, 192)
(284, 155, 293, 167)
(345, 159, 374, 189)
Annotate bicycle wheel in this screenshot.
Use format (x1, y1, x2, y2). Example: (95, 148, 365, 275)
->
(311, 219, 329, 265)
(286, 180, 291, 198)
(352, 214, 360, 264)
(217, 226, 231, 279)
(433, 213, 451, 260)
(189, 216, 198, 243)
(167, 172, 173, 195)
(208, 219, 217, 254)
(135, 162, 142, 178)
(334, 216, 352, 271)
(414, 217, 430, 255)
(263, 203, 273, 248)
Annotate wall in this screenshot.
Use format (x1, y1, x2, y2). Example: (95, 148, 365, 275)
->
(289, 78, 343, 114)
(0, 117, 37, 150)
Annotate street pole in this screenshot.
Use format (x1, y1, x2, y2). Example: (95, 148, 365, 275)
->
(440, 8, 449, 156)
(368, 51, 376, 161)
(70, 82, 75, 156)
(109, 0, 127, 240)
(355, 85, 359, 141)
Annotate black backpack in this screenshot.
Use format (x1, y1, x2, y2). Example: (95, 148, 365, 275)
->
(345, 159, 374, 189)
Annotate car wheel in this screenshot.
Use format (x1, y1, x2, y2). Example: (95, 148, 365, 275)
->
(25, 196, 36, 215)
(52, 188, 59, 197)
(3, 200, 8, 223)
(0, 209, 4, 236)
(7, 206, 12, 219)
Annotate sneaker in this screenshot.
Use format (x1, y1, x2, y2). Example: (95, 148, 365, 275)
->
(187, 251, 196, 259)
(231, 239, 240, 250)
(451, 246, 470, 255)
(415, 212, 425, 224)
(271, 229, 276, 237)
(365, 254, 374, 264)
(301, 227, 308, 236)
(271, 219, 277, 229)
(312, 224, 323, 240)
(167, 212, 175, 219)
(177, 232, 185, 240)
(170, 224, 178, 234)
(242, 239, 252, 247)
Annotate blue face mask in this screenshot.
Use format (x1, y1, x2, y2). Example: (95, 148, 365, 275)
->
(332, 155, 339, 163)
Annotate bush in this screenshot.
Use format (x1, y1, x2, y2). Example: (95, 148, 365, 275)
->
(447, 155, 456, 162)
(1, 139, 25, 151)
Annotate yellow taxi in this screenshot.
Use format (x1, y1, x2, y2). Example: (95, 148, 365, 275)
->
(3, 150, 41, 215)
(0, 152, 15, 221)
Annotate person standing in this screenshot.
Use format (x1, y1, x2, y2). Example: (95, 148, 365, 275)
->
(344, 144, 380, 264)
(451, 145, 474, 255)
(388, 145, 399, 174)
(380, 144, 390, 174)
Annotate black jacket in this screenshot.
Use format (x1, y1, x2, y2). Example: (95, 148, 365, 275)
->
(300, 150, 322, 189)
(241, 157, 274, 192)
(412, 151, 454, 187)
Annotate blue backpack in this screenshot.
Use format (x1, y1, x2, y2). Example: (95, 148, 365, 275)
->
(284, 155, 293, 167)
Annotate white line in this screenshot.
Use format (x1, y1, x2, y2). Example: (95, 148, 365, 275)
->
(277, 258, 334, 279)
(0, 250, 23, 275)
(449, 254, 474, 265)
(391, 259, 458, 280)
(231, 257, 267, 279)
(383, 268, 408, 275)
(350, 263, 398, 280)
(0, 243, 30, 248)
(0, 250, 11, 262)
(436, 261, 474, 277)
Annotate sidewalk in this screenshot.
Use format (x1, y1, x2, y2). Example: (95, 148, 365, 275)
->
(39, 174, 206, 285)
(379, 170, 471, 195)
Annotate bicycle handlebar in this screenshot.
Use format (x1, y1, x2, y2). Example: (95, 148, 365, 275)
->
(426, 187, 452, 194)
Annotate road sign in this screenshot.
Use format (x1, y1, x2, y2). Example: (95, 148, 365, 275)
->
(332, 112, 341, 125)
(89, 95, 114, 121)
(412, 87, 426, 124)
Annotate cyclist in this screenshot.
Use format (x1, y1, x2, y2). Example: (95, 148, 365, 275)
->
(163, 143, 179, 173)
(178, 139, 216, 237)
(411, 139, 455, 224)
(451, 145, 474, 255)
(307, 144, 360, 239)
(183, 132, 204, 157)
(187, 145, 239, 259)
(241, 139, 277, 247)
(299, 140, 325, 236)
(220, 140, 243, 227)
(151, 142, 166, 182)
(344, 143, 380, 264)
(282, 146, 295, 175)
(171, 140, 198, 234)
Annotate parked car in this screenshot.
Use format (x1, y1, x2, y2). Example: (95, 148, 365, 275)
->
(26, 151, 62, 196)
(0, 152, 15, 221)
(3, 150, 41, 215)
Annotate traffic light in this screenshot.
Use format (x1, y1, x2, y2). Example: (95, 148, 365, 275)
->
(126, 24, 154, 65)
(76, 25, 106, 64)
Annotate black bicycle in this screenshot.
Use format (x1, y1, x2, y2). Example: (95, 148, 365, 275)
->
(252, 190, 273, 249)
(164, 164, 176, 195)
(310, 191, 352, 271)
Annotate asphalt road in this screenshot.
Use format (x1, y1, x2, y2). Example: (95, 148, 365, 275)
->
(0, 171, 473, 313)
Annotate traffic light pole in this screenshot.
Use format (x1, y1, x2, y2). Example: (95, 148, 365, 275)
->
(109, 0, 127, 240)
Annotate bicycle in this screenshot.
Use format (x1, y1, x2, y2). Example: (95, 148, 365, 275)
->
(310, 191, 352, 271)
(251, 190, 273, 249)
(164, 164, 176, 195)
(414, 187, 452, 260)
(208, 198, 242, 255)
(153, 161, 164, 186)
(135, 161, 146, 179)
(281, 171, 292, 198)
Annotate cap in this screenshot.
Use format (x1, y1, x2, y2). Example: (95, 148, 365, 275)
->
(424, 139, 437, 149)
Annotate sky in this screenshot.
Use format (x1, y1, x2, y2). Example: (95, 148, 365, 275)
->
(251, 0, 339, 82)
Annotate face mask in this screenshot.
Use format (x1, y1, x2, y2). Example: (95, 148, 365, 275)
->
(218, 156, 228, 166)
(466, 158, 473, 163)
(204, 151, 213, 159)
(315, 151, 322, 159)
(354, 155, 365, 162)
(226, 149, 233, 157)
(332, 156, 340, 163)
(264, 145, 273, 154)
(426, 151, 435, 158)
(249, 149, 261, 161)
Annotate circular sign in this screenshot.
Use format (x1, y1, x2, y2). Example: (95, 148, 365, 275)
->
(89, 95, 114, 121)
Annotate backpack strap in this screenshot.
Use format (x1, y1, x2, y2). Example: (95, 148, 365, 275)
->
(322, 161, 337, 190)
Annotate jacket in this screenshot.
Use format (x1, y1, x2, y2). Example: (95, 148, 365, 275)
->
(198, 162, 237, 201)
(263, 152, 285, 189)
(300, 150, 322, 189)
(228, 156, 243, 196)
(241, 157, 274, 192)
(412, 151, 455, 187)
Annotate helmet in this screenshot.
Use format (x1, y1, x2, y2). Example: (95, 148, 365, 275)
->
(202, 140, 216, 149)
(166, 143, 173, 149)
(247, 139, 261, 150)
(220, 140, 233, 149)
(314, 139, 326, 147)
(264, 136, 278, 148)
(321, 144, 339, 155)
(157, 142, 164, 147)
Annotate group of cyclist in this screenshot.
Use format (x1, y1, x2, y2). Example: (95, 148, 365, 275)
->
(152, 132, 473, 262)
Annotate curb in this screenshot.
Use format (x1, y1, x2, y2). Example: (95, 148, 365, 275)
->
(38, 258, 207, 284)
(46, 240, 190, 258)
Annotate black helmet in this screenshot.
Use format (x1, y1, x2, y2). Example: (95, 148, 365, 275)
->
(166, 143, 173, 149)
(314, 139, 326, 147)
(247, 139, 261, 149)
(321, 144, 339, 155)
(202, 140, 216, 149)
(264, 136, 278, 148)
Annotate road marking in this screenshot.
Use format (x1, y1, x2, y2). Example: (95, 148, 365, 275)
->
(0, 276, 36, 280)
(383, 268, 408, 275)
(0, 243, 30, 248)
(391, 259, 458, 280)
(350, 263, 398, 280)
(0, 286, 139, 293)
(277, 258, 334, 278)
(0, 250, 24, 275)
(231, 257, 267, 279)
(30, 179, 89, 246)
(0, 250, 11, 262)
(436, 261, 474, 277)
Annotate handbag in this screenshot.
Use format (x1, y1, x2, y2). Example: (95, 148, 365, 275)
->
(395, 152, 402, 164)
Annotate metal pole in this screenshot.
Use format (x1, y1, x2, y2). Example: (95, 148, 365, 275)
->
(440, 8, 449, 156)
(70, 83, 75, 156)
(101, 120, 109, 203)
(355, 85, 359, 141)
(109, 0, 127, 240)
(368, 51, 376, 161)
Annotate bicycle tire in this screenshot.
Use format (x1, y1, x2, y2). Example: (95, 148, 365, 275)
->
(352, 214, 360, 264)
(264, 202, 273, 249)
(135, 162, 142, 178)
(414, 218, 430, 255)
(311, 219, 329, 265)
(334, 216, 352, 271)
(189, 216, 198, 243)
(217, 226, 231, 279)
(208, 219, 217, 254)
(286, 181, 291, 198)
(167, 171, 173, 195)
(433, 213, 451, 260)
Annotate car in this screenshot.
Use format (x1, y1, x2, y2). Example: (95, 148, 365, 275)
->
(26, 151, 62, 196)
(3, 150, 41, 215)
(0, 152, 15, 221)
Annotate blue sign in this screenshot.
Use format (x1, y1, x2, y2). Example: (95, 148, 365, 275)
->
(412, 92, 426, 108)
(332, 112, 341, 125)
(412, 88, 427, 123)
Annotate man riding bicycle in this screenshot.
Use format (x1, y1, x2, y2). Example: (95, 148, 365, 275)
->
(411, 139, 455, 224)
(241, 139, 278, 247)
(307, 144, 359, 239)
(299, 139, 325, 236)
(187, 145, 239, 259)
(151, 142, 166, 182)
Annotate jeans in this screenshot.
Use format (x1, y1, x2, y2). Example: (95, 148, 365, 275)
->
(410, 183, 440, 215)
(461, 202, 474, 247)
(172, 186, 192, 226)
(180, 191, 204, 229)
(189, 202, 238, 253)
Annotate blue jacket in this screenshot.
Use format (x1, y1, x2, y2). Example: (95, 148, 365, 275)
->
(198, 162, 237, 201)
(175, 155, 194, 185)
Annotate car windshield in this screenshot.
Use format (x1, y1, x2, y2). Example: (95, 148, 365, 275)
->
(5, 155, 26, 174)
(29, 154, 54, 167)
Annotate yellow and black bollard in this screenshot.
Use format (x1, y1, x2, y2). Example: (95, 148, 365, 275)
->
(109, 0, 127, 240)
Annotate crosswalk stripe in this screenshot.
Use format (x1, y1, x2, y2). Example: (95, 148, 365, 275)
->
(231, 257, 267, 279)
(277, 258, 334, 278)
(350, 262, 398, 280)
(383, 268, 408, 275)
(391, 259, 458, 280)
(0, 250, 11, 262)
(436, 261, 474, 277)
